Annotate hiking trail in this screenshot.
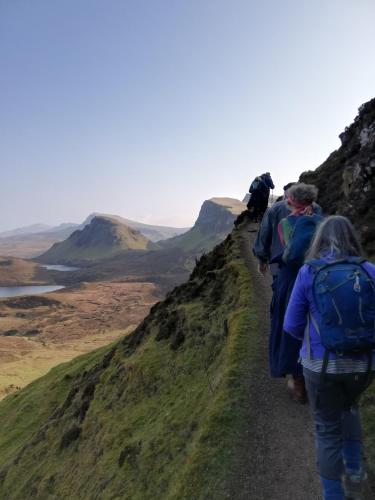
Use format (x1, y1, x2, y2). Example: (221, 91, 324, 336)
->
(226, 220, 373, 500)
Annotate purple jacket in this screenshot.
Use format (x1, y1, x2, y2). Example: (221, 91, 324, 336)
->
(284, 258, 375, 366)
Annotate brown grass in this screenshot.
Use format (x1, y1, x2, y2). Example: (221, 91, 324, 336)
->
(0, 281, 160, 398)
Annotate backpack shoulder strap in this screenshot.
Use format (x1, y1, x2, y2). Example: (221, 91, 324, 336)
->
(345, 256, 366, 265)
(306, 257, 366, 272)
(305, 258, 326, 271)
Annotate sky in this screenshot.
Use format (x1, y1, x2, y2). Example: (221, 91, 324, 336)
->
(1, 0, 375, 231)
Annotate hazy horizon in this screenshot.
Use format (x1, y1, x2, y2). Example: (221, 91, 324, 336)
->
(1, 0, 375, 231)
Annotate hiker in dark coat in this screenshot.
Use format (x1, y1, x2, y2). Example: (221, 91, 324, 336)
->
(254, 183, 322, 402)
(258, 172, 275, 215)
(247, 172, 275, 222)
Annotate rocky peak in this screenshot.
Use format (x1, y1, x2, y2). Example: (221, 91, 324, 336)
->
(194, 198, 245, 234)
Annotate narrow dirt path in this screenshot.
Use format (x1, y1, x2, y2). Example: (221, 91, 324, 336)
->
(227, 220, 374, 500)
(227, 222, 321, 499)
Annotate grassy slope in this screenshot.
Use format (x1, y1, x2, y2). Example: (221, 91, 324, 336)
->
(0, 223, 259, 499)
(0, 257, 51, 286)
(165, 226, 230, 253)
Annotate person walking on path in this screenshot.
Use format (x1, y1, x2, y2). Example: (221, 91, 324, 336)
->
(258, 172, 275, 215)
(247, 172, 275, 222)
(253, 183, 322, 399)
(267, 183, 321, 401)
(253, 181, 298, 277)
(284, 216, 375, 500)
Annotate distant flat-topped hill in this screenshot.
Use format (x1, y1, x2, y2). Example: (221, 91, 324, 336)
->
(161, 197, 246, 253)
(37, 216, 157, 264)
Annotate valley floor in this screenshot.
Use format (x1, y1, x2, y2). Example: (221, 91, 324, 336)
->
(0, 281, 159, 398)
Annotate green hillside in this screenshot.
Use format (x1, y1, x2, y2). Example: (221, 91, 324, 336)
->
(38, 216, 156, 264)
(0, 219, 259, 499)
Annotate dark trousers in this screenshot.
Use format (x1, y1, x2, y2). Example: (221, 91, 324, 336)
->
(303, 368, 372, 480)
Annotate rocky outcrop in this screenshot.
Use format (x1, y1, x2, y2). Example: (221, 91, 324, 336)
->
(300, 98, 375, 256)
(194, 198, 244, 234)
(161, 197, 246, 253)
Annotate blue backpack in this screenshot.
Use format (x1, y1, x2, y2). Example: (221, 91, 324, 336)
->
(281, 214, 322, 267)
(309, 257, 375, 354)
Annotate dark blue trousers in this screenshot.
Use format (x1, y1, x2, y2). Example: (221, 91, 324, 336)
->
(269, 265, 302, 377)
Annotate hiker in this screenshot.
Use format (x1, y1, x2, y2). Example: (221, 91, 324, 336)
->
(247, 172, 275, 221)
(259, 172, 275, 213)
(266, 183, 321, 401)
(284, 216, 375, 500)
(253, 182, 298, 276)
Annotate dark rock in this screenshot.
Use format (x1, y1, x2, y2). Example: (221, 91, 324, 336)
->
(3, 296, 60, 309)
(170, 330, 186, 350)
(118, 443, 141, 467)
(2, 329, 18, 336)
(60, 424, 81, 449)
(24, 329, 39, 337)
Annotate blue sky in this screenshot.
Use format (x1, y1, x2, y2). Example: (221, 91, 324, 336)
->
(1, 0, 375, 230)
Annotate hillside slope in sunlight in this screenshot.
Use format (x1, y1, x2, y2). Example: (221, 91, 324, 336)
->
(0, 219, 259, 499)
(38, 216, 156, 264)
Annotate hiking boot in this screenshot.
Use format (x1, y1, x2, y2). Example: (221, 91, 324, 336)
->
(287, 375, 307, 404)
(343, 469, 367, 500)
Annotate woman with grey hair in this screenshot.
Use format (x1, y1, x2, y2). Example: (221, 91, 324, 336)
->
(269, 183, 322, 401)
(284, 216, 375, 500)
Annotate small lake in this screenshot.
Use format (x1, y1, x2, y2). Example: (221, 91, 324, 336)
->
(0, 285, 65, 298)
(40, 264, 79, 272)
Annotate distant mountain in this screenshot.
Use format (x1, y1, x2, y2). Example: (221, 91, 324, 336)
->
(0, 217, 188, 259)
(0, 224, 52, 238)
(83, 213, 190, 242)
(0, 225, 80, 259)
(161, 197, 246, 253)
(37, 216, 157, 264)
(44, 223, 79, 234)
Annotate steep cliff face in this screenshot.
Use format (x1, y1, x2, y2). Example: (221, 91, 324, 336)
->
(300, 98, 375, 256)
(161, 198, 245, 253)
(194, 198, 244, 233)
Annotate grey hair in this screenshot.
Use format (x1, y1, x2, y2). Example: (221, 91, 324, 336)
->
(286, 183, 318, 203)
(306, 215, 363, 260)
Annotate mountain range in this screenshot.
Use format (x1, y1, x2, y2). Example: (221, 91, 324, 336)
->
(0, 216, 189, 259)
(36, 198, 245, 266)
